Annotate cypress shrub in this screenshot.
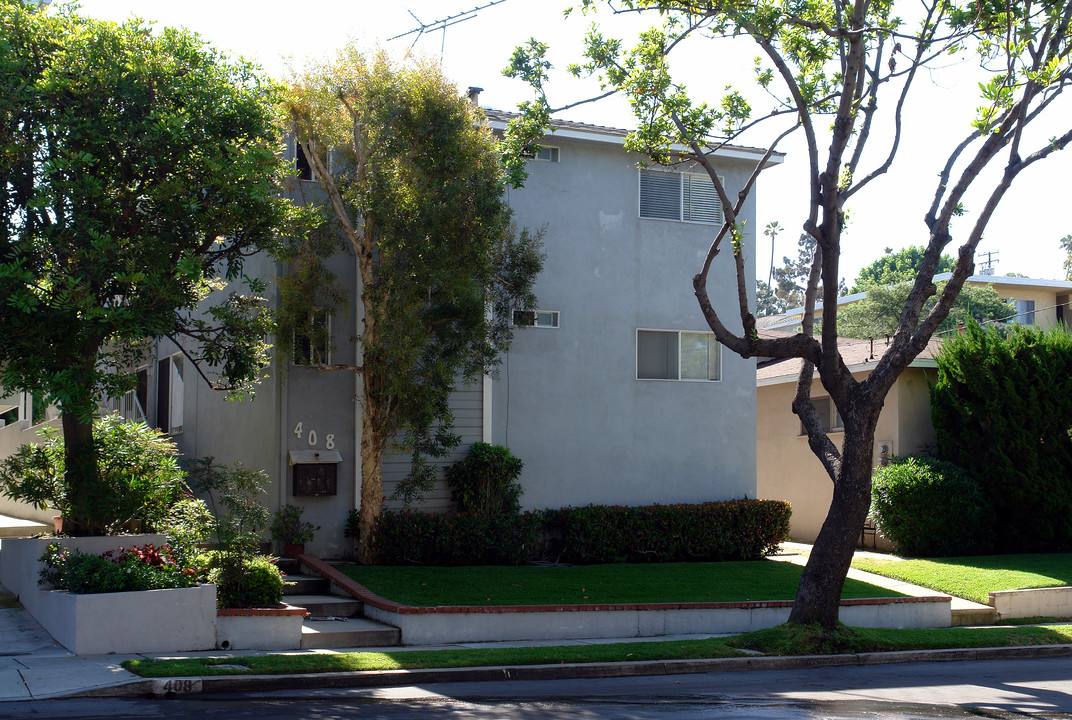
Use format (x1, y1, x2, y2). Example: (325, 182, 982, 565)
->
(871, 456, 994, 556)
(931, 322, 1072, 551)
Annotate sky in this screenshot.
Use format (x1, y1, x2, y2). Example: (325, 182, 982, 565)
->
(76, 0, 1072, 285)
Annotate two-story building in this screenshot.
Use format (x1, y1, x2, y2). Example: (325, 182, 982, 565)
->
(2, 109, 780, 556)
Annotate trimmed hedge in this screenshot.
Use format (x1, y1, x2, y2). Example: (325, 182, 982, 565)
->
(543, 500, 792, 564)
(365, 499, 791, 566)
(370, 511, 543, 566)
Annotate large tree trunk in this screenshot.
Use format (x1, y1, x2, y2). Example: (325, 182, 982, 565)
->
(60, 410, 98, 537)
(787, 417, 879, 629)
(355, 402, 384, 565)
(354, 245, 383, 565)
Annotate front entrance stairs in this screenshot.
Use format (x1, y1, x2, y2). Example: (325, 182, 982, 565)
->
(277, 557, 401, 649)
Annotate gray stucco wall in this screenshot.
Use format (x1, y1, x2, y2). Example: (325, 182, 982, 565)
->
(493, 136, 758, 510)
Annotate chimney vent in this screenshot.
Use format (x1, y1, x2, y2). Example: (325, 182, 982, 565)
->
(467, 86, 483, 105)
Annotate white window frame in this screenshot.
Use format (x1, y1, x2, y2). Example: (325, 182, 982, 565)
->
(293, 308, 332, 366)
(514, 309, 559, 328)
(156, 353, 184, 435)
(635, 329, 722, 382)
(639, 168, 725, 225)
(799, 396, 844, 436)
(522, 145, 560, 163)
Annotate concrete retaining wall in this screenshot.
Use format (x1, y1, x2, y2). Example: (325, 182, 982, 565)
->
(0, 535, 217, 654)
(990, 587, 1072, 620)
(363, 597, 951, 646)
(216, 607, 306, 651)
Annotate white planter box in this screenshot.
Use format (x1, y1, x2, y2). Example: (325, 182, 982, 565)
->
(0, 535, 217, 654)
(216, 607, 306, 651)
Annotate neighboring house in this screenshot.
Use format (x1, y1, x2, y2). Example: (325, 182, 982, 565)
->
(0, 392, 61, 523)
(764, 273, 1072, 333)
(755, 331, 939, 547)
(34, 109, 779, 556)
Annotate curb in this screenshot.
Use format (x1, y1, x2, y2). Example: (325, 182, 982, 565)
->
(73, 644, 1072, 699)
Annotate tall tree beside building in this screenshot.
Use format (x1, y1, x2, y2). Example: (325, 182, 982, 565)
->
(0, 1, 285, 535)
(508, 0, 1072, 628)
(282, 50, 543, 563)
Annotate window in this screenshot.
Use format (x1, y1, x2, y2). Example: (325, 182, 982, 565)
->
(1012, 299, 1035, 325)
(522, 145, 560, 162)
(156, 354, 184, 435)
(294, 309, 331, 366)
(295, 139, 313, 181)
(636, 330, 721, 381)
(799, 397, 843, 435)
(639, 169, 723, 225)
(513, 309, 559, 328)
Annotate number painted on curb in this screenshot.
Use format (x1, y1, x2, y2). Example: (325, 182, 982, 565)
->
(153, 678, 202, 695)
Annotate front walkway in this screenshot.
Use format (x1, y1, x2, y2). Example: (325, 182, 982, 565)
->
(771, 542, 996, 624)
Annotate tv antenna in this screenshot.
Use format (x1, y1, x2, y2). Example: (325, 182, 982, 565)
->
(389, 0, 509, 58)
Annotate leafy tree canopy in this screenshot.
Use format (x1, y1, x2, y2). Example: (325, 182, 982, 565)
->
(851, 246, 955, 293)
(0, 1, 287, 533)
(282, 50, 544, 562)
(838, 281, 1012, 339)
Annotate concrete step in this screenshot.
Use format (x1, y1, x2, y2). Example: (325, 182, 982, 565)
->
(275, 557, 301, 575)
(283, 574, 330, 596)
(301, 617, 401, 649)
(285, 593, 363, 618)
(951, 605, 998, 626)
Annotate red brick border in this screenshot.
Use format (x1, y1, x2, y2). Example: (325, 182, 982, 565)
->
(296, 555, 950, 617)
(217, 604, 308, 617)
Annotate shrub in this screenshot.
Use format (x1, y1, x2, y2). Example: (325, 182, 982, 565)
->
(39, 543, 196, 593)
(159, 497, 215, 569)
(368, 511, 543, 566)
(269, 504, 319, 546)
(0, 415, 187, 534)
(183, 457, 276, 607)
(931, 321, 1072, 551)
(543, 500, 792, 564)
(871, 456, 994, 557)
(445, 443, 524, 516)
(202, 552, 287, 608)
(357, 499, 790, 566)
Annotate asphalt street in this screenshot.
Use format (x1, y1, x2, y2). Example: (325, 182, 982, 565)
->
(3, 656, 1071, 719)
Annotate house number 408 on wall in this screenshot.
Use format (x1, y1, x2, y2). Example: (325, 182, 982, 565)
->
(293, 422, 335, 450)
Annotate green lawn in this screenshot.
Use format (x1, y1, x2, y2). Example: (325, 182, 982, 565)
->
(336, 560, 902, 606)
(851, 553, 1072, 605)
(121, 624, 1072, 678)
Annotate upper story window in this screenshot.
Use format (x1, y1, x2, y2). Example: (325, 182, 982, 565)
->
(513, 309, 559, 328)
(636, 329, 721, 382)
(639, 169, 723, 225)
(294, 309, 332, 366)
(522, 145, 560, 162)
(156, 354, 184, 435)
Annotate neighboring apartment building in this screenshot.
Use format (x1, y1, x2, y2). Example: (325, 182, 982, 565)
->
(0, 111, 778, 555)
(763, 273, 1072, 333)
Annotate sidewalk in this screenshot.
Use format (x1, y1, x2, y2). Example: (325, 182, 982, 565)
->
(0, 536, 1052, 702)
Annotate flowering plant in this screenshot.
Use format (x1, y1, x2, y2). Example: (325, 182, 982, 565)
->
(40, 543, 196, 594)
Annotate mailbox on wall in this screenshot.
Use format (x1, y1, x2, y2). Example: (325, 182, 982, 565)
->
(288, 450, 343, 497)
